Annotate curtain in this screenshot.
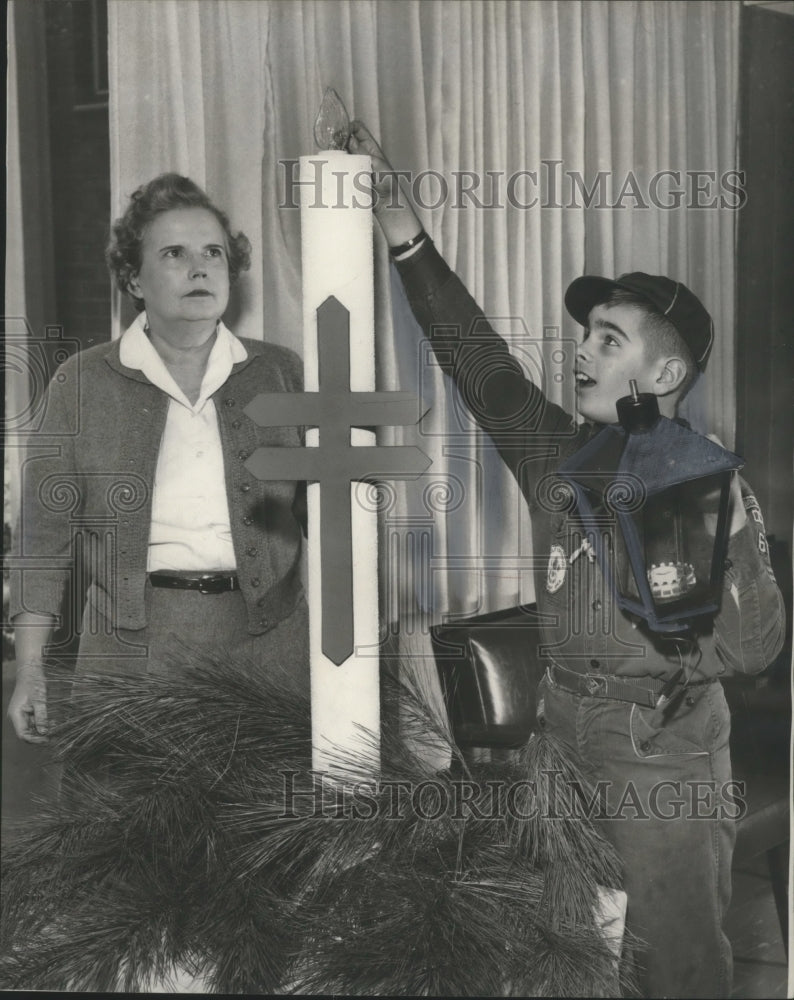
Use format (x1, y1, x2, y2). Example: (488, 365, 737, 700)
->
(580, 1, 739, 440)
(109, 0, 271, 337)
(5, 0, 57, 525)
(108, 0, 741, 628)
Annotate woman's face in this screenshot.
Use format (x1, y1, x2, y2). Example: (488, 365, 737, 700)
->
(129, 207, 231, 333)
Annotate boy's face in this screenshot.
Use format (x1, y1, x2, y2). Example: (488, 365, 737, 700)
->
(574, 302, 662, 424)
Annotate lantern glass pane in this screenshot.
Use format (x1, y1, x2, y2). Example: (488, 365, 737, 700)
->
(628, 472, 729, 616)
(612, 521, 641, 602)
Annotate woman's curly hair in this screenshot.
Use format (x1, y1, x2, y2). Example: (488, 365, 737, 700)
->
(106, 173, 252, 312)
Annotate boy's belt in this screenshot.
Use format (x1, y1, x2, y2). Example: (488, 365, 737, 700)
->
(547, 661, 716, 709)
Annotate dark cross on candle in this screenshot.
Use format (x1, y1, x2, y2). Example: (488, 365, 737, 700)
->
(245, 295, 431, 665)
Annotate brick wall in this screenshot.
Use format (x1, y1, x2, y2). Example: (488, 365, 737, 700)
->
(45, 0, 111, 351)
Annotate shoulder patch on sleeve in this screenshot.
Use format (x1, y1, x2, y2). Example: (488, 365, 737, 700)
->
(742, 492, 763, 524)
(739, 489, 776, 574)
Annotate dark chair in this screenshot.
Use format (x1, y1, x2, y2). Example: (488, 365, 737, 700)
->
(431, 604, 546, 750)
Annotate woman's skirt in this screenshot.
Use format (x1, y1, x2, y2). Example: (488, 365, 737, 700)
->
(75, 578, 310, 695)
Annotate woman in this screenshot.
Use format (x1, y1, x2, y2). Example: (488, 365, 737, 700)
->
(9, 174, 308, 743)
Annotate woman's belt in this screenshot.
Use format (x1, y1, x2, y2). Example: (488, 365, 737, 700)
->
(148, 572, 240, 595)
(548, 661, 717, 709)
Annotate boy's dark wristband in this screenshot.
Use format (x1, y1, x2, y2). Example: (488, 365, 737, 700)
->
(389, 231, 430, 258)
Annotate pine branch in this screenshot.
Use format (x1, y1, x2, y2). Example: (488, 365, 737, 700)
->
(2, 654, 634, 995)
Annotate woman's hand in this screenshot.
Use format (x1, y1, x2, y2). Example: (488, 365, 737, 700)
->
(8, 660, 49, 744)
(8, 612, 55, 743)
(349, 121, 424, 247)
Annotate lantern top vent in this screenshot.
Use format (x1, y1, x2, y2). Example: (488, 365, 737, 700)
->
(616, 379, 661, 433)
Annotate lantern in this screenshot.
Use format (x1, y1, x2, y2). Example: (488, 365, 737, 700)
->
(558, 382, 743, 633)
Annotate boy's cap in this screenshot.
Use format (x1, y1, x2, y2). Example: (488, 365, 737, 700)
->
(564, 272, 714, 370)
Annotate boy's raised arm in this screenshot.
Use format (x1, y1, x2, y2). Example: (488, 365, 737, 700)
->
(350, 123, 575, 453)
(349, 122, 425, 251)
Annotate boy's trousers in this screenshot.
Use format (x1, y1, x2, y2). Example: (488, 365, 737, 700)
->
(538, 669, 735, 999)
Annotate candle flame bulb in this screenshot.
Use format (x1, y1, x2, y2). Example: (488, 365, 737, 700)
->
(314, 87, 351, 151)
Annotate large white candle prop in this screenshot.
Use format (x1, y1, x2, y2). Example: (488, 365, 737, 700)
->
(300, 91, 379, 775)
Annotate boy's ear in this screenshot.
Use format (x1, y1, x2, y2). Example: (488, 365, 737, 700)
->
(654, 356, 687, 396)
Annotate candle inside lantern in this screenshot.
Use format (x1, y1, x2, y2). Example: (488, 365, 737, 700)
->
(300, 91, 380, 776)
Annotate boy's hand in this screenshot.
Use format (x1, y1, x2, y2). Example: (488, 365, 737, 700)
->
(349, 121, 394, 182)
(725, 470, 747, 536)
(702, 435, 747, 537)
(349, 121, 424, 247)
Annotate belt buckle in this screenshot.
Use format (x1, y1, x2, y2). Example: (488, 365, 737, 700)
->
(585, 674, 606, 696)
(198, 574, 226, 595)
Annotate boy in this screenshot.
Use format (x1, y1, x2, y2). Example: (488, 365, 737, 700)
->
(350, 123, 785, 998)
